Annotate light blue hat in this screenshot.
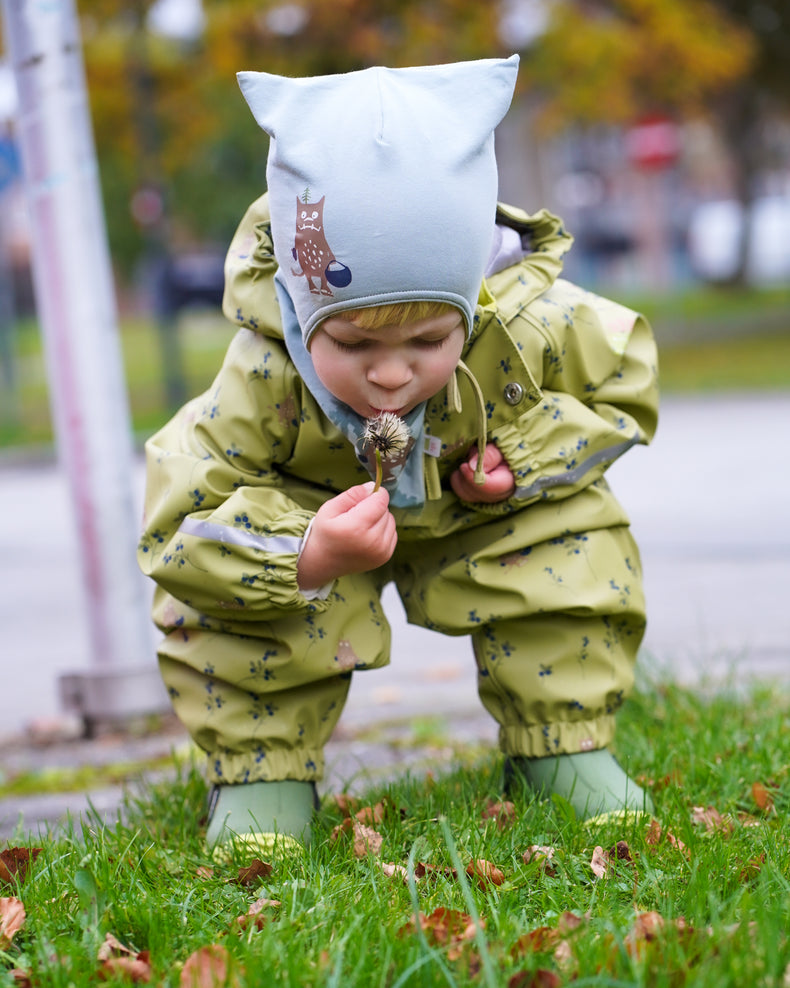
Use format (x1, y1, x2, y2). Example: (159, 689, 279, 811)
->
(237, 56, 519, 345)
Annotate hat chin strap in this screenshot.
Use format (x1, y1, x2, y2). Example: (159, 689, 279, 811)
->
(447, 359, 488, 486)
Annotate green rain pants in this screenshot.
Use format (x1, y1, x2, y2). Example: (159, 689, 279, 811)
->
(156, 514, 646, 785)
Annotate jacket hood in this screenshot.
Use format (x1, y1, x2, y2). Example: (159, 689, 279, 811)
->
(222, 196, 573, 507)
(237, 57, 519, 346)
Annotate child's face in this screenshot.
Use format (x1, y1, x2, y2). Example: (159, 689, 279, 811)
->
(310, 310, 465, 418)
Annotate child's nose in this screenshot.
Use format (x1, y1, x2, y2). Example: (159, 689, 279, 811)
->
(368, 353, 413, 389)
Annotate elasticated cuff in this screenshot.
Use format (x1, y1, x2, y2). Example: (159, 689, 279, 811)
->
(498, 714, 617, 759)
(207, 746, 325, 785)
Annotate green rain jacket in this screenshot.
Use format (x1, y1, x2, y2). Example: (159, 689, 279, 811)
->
(139, 195, 659, 627)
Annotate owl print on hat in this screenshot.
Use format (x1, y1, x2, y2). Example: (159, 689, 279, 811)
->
(291, 191, 352, 296)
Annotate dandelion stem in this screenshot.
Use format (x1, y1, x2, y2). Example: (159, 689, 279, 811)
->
(373, 449, 383, 493)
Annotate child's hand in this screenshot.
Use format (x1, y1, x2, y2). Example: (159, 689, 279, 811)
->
(450, 442, 516, 503)
(297, 483, 397, 590)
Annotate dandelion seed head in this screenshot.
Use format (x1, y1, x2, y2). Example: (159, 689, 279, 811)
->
(362, 411, 411, 459)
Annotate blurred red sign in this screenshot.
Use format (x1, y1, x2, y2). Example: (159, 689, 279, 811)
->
(625, 116, 680, 170)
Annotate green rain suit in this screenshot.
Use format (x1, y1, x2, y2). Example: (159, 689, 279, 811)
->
(138, 196, 659, 786)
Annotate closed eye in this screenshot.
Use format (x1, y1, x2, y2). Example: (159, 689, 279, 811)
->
(328, 337, 370, 352)
(414, 336, 450, 350)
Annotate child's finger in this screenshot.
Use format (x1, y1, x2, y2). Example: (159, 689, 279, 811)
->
(321, 483, 384, 518)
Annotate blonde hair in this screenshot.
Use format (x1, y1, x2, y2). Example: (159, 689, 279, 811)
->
(342, 300, 458, 330)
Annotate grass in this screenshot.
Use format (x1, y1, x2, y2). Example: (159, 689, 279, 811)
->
(1, 284, 788, 450)
(3, 680, 790, 987)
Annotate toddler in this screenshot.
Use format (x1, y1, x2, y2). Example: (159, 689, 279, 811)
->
(138, 55, 659, 858)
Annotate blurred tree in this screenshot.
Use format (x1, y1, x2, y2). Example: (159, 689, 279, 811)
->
(517, 0, 790, 283)
(76, 0, 506, 275)
(517, 0, 754, 128)
(707, 0, 790, 280)
(1, 0, 766, 280)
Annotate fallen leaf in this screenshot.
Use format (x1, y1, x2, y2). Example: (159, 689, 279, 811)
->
(512, 926, 560, 956)
(0, 898, 25, 948)
(410, 907, 483, 960)
(644, 820, 689, 856)
(10, 969, 32, 987)
(180, 945, 239, 988)
(590, 846, 609, 879)
(691, 805, 734, 836)
(557, 911, 586, 935)
(354, 798, 391, 826)
(466, 858, 505, 889)
(481, 800, 516, 830)
(330, 817, 354, 841)
(98, 953, 152, 983)
(644, 818, 662, 845)
(235, 859, 273, 886)
(379, 862, 409, 882)
(0, 848, 41, 886)
(413, 861, 457, 882)
(97, 934, 152, 983)
(98, 933, 135, 961)
(331, 818, 384, 857)
(522, 845, 557, 877)
(751, 781, 775, 814)
(333, 793, 359, 817)
(195, 866, 214, 880)
(508, 970, 561, 988)
(235, 897, 281, 932)
(353, 821, 383, 858)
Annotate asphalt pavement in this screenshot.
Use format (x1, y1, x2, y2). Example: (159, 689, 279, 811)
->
(1, 392, 788, 839)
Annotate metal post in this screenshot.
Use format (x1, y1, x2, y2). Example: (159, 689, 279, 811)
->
(0, 0, 169, 730)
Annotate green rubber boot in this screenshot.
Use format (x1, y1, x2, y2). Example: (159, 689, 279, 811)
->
(504, 749, 654, 824)
(206, 781, 318, 862)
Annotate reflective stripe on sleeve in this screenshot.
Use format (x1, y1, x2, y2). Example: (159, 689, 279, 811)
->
(178, 516, 303, 555)
(513, 433, 639, 500)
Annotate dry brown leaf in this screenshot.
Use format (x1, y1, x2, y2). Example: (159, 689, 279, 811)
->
(353, 821, 383, 858)
(644, 819, 689, 856)
(354, 798, 390, 826)
(235, 897, 281, 932)
(751, 781, 775, 814)
(10, 969, 32, 987)
(413, 861, 457, 882)
(691, 804, 734, 835)
(97, 934, 152, 982)
(235, 859, 273, 886)
(481, 799, 516, 830)
(645, 818, 662, 845)
(333, 793, 359, 817)
(330, 817, 354, 841)
(180, 945, 239, 988)
(98, 933, 136, 961)
(557, 911, 586, 935)
(379, 862, 409, 882)
(466, 858, 505, 889)
(0, 848, 41, 886)
(402, 906, 483, 959)
(508, 970, 562, 988)
(98, 953, 152, 983)
(522, 845, 557, 876)
(195, 866, 214, 880)
(511, 926, 560, 957)
(590, 845, 610, 879)
(0, 898, 25, 948)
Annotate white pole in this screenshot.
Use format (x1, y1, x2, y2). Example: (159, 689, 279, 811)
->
(1, 0, 166, 727)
